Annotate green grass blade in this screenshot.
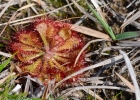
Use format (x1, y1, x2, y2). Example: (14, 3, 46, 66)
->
(116, 31, 140, 40)
(112, 91, 123, 100)
(86, 1, 116, 40)
(0, 52, 16, 72)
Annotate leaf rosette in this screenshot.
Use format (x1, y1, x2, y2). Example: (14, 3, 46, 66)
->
(8, 19, 86, 84)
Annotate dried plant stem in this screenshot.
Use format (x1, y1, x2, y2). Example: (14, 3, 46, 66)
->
(0, 73, 16, 85)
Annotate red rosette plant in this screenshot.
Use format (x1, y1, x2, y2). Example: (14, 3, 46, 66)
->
(8, 18, 87, 85)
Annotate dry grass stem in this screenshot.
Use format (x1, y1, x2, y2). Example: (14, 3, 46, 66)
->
(71, 25, 110, 40)
(120, 50, 140, 100)
(0, 51, 12, 57)
(115, 72, 135, 91)
(121, 10, 140, 29)
(0, 72, 16, 85)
